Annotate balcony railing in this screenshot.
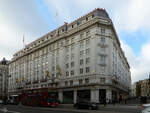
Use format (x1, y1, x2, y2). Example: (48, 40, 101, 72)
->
(40, 79, 47, 83)
(32, 80, 39, 84)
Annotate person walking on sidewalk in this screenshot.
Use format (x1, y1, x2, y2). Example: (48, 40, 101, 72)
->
(113, 97, 116, 105)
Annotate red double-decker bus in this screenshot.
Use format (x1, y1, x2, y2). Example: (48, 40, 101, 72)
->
(21, 89, 59, 107)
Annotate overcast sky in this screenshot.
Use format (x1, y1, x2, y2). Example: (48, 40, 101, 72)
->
(0, 0, 150, 83)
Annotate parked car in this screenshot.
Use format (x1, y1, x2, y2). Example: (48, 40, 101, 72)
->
(40, 98, 59, 107)
(142, 103, 150, 110)
(142, 107, 150, 113)
(7, 99, 19, 105)
(0, 99, 3, 104)
(74, 100, 98, 110)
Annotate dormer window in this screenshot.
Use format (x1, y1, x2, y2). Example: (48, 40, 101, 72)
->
(92, 14, 94, 18)
(72, 24, 74, 28)
(86, 17, 88, 21)
(62, 29, 64, 32)
(77, 21, 81, 26)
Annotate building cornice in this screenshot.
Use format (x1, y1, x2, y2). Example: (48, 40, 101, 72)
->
(9, 17, 111, 64)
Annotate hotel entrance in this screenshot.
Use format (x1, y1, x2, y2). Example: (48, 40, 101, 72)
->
(77, 90, 90, 101)
(99, 89, 106, 104)
(63, 91, 73, 104)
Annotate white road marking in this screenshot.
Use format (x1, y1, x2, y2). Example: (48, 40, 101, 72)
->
(0, 107, 8, 112)
(0, 107, 20, 113)
(7, 110, 20, 113)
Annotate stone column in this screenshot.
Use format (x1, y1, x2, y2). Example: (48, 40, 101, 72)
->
(74, 90, 77, 104)
(58, 91, 63, 103)
(91, 89, 99, 103)
(106, 89, 112, 103)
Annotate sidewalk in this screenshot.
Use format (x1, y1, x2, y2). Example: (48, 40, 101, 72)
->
(57, 103, 141, 109)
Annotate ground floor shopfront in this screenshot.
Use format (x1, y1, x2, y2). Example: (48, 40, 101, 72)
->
(57, 85, 129, 104)
(9, 85, 129, 104)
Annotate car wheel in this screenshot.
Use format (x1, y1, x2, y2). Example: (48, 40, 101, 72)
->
(89, 106, 92, 110)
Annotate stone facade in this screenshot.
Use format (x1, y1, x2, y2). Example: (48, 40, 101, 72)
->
(8, 8, 131, 103)
(0, 58, 8, 99)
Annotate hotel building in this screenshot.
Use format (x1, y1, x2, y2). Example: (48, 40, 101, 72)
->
(8, 8, 131, 104)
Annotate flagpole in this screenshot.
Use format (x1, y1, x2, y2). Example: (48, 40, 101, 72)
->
(23, 34, 25, 48)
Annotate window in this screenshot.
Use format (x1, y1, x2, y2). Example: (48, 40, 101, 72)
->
(80, 59, 84, 65)
(77, 21, 80, 26)
(80, 68, 83, 74)
(71, 70, 74, 76)
(80, 50, 84, 56)
(71, 53, 74, 60)
(66, 55, 69, 61)
(71, 62, 74, 68)
(101, 47, 105, 52)
(86, 39, 90, 45)
(71, 37, 74, 43)
(80, 33, 84, 39)
(66, 39, 69, 45)
(92, 14, 94, 18)
(71, 44, 75, 51)
(80, 41, 84, 48)
(86, 31, 90, 37)
(100, 55, 105, 64)
(101, 37, 105, 44)
(65, 81, 68, 86)
(86, 57, 90, 64)
(61, 41, 63, 46)
(85, 78, 89, 84)
(72, 24, 74, 28)
(101, 28, 105, 34)
(86, 17, 88, 21)
(79, 79, 83, 85)
(66, 46, 69, 52)
(66, 71, 69, 76)
(100, 78, 105, 84)
(52, 66, 55, 71)
(70, 80, 73, 86)
(66, 63, 69, 69)
(86, 48, 90, 55)
(86, 67, 90, 73)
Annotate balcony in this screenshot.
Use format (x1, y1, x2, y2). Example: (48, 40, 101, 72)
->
(32, 80, 39, 84)
(25, 81, 31, 85)
(40, 78, 47, 83)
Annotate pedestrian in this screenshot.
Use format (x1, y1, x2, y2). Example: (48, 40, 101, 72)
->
(113, 98, 115, 106)
(106, 98, 109, 105)
(125, 99, 127, 104)
(104, 98, 106, 107)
